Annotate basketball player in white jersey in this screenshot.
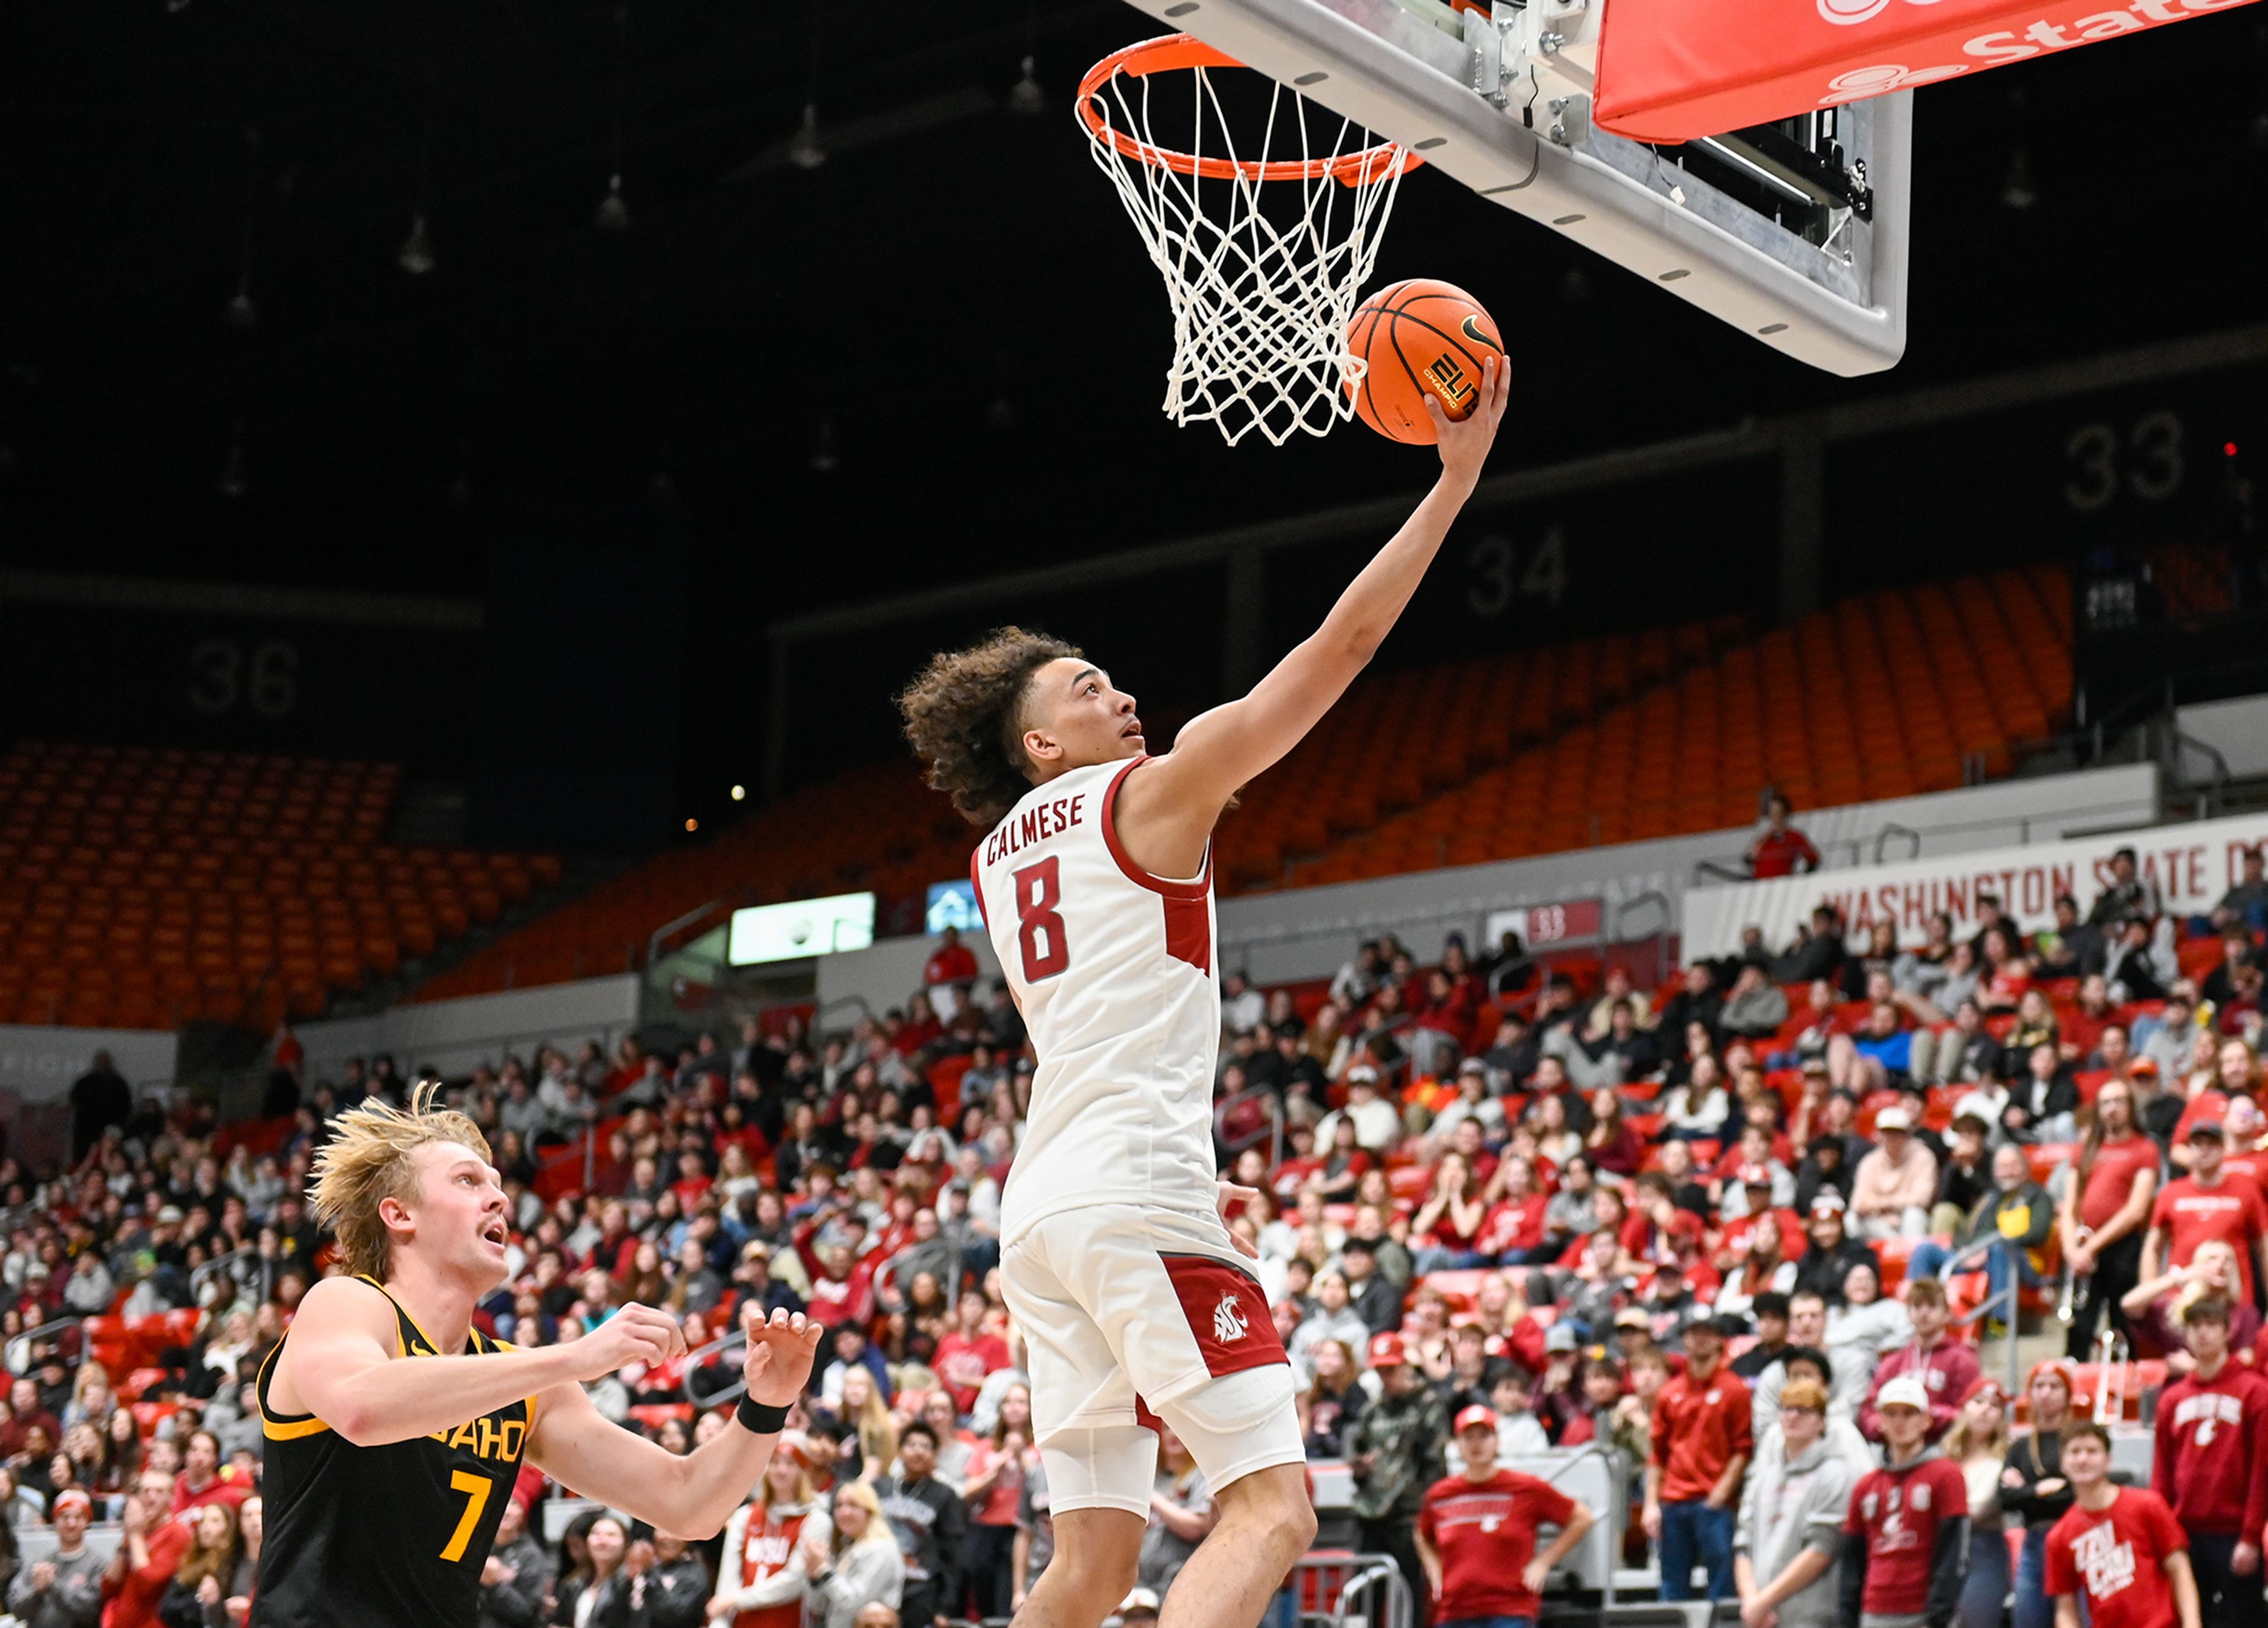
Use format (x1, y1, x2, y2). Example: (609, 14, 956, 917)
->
(897, 357, 1508, 1628)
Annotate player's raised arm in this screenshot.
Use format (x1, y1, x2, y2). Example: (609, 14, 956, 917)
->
(527, 1306, 824, 1540)
(1115, 358, 1509, 867)
(275, 1276, 687, 1447)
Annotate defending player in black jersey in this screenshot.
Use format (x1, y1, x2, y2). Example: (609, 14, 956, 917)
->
(251, 1085, 821, 1628)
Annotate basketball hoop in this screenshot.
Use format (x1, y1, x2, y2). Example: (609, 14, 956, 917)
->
(1078, 35, 1418, 447)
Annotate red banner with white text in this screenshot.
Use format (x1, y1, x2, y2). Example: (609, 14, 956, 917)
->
(1594, 0, 2259, 144)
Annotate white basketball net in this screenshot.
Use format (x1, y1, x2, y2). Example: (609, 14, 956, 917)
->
(1081, 38, 1415, 447)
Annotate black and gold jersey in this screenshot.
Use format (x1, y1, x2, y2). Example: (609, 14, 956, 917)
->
(250, 1277, 539, 1628)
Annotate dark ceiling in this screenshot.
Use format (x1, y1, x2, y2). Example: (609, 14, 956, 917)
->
(5, 0, 2266, 605)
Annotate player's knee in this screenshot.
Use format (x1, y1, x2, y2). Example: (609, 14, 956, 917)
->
(1051, 1546, 1140, 1614)
(1218, 1465, 1317, 1553)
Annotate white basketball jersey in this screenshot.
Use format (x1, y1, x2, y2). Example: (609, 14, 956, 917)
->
(970, 755, 1221, 1241)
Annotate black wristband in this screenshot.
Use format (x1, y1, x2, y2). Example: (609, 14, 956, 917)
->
(737, 1397, 788, 1435)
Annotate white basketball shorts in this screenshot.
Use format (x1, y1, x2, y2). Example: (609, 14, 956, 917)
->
(1001, 1203, 1302, 1517)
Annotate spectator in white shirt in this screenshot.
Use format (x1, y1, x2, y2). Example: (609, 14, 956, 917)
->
(1316, 1068, 1402, 1154)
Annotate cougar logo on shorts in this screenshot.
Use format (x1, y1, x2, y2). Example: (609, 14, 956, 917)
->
(1213, 1291, 1249, 1344)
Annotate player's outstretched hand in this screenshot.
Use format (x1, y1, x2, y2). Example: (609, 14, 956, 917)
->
(741, 1305, 825, 1409)
(573, 1303, 687, 1381)
(1425, 353, 1509, 487)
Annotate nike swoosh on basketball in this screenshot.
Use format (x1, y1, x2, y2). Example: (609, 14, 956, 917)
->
(1461, 314, 1498, 350)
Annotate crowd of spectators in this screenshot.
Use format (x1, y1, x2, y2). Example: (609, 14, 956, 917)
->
(2, 840, 2265, 1628)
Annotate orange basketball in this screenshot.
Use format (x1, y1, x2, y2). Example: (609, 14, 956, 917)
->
(1344, 278, 1504, 445)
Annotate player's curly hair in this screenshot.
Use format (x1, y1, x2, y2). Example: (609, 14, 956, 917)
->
(898, 627, 1084, 827)
(309, 1081, 492, 1281)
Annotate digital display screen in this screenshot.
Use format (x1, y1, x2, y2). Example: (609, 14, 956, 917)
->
(726, 892, 876, 965)
(926, 879, 983, 935)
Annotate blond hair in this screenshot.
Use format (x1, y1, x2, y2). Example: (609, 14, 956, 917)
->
(830, 1480, 892, 1555)
(308, 1082, 492, 1281)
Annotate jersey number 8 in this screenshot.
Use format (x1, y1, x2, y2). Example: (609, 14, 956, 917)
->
(1014, 856, 1071, 981)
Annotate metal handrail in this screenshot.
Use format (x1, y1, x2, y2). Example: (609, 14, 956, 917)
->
(2166, 727, 2233, 815)
(1213, 1085, 1285, 1174)
(5, 1315, 85, 1378)
(679, 1325, 751, 1408)
(192, 1245, 254, 1304)
(1872, 822, 1921, 864)
(1331, 1557, 1417, 1628)
(646, 890, 744, 970)
(1692, 858, 1751, 886)
(1615, 890, 1671, 941)
(1938, 1234, 2023, 1399)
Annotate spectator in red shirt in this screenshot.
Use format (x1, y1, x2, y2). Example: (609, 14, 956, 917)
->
(1645, 1316, 1753, 1601)
(934, 1289, 1011, 1417)
(1858, 1281, 1981, 1444)
(1417, 1404, 1597, 1628)
(2060, 1082, 2159, 1361)
(2045, 1423, 2200, 1628)
(1747, 796, 1821, 881)
(2140, 1121, 2268, 1306)
(923, 927, 980, 1013)
(102, 1467, 193, 1628)
(168, 1428, 250, 1525)
(1839, 1376, 1971, 1628)
(2148, 1296, 2268, 1628)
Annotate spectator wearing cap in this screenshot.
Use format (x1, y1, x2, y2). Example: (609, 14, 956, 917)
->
(1920, 1144, 2054, 1323)
(1733, 1374, 1852, 1628)
(1344, 1332, 1449, 1610)
(1316, 1069, 1401, 1156)
(2139, 1118, 2268, 1308)
(1848, 1110, 1937, 1239)
(1856, 1280, 1979, 1444)
(2149, 1294, 2268, 1628)
(2000, 1363, 2080, 1628)
(1418, 1402, 1596, 1628)
(1791, 1193, 1879, 1309)
(1644, 1316, 1753, 1603)
(1839, 1375, 1970, 1628)
(8, 1485, 103, 1628)
(1927, 1117, 1992, 1237)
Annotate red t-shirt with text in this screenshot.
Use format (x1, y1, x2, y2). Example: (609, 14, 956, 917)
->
(1417, 1470, 1579, 1621)
(2150, 1172, 2267, 1299)
(2044, 1488, 2188, 1628)
(1843, 1458, 1970, 1617)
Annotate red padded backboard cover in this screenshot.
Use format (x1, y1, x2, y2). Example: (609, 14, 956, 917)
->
(1594, 0, 2257, 144)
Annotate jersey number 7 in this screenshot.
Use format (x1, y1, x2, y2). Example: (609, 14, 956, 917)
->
(1014, 856, 1071, 981)
(440, 1470, 491, 1562)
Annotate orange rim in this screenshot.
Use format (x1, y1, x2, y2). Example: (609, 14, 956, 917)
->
(1079, 34, 1420, 185)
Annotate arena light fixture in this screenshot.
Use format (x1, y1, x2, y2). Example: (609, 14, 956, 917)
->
(397, 214, 436, 275)
(595, 172, 631, 230)
(216, 423, 247, 498)
(730, 785, 747, 801)
(788, 103, 828, 169)
(1008, 55, 1045, 116)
